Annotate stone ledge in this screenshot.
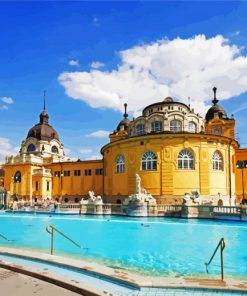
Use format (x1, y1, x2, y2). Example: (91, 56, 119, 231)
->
(0, 247, 247, 293)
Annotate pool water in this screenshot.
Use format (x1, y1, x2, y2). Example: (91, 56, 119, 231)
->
(0, 212, 247, 278)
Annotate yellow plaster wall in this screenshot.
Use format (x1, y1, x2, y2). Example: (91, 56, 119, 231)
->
(47, 160, 103, 198)
(235, 149, 247, 202)
(3, 160, 103, 200)
(102, 134, 236, 201)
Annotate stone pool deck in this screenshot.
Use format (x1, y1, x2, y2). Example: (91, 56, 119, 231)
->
(0, 247, 247, 295)
(0, 267, 78, 296)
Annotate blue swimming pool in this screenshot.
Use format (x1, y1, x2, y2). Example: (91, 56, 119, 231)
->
(0, 212, 246, 278)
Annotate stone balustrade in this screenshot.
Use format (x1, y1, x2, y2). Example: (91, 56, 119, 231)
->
(5, 201, 247, 221)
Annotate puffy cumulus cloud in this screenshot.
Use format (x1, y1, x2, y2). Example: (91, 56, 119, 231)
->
(1, 97, 13, 104)
(68, 59, 79, 66)
(0, 137, 15, 163)
(59, 35, 247, 115)
(86, 130, 110, 138)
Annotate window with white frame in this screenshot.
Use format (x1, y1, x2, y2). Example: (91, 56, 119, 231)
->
(116, 155, 125, 173)
(136, 124, 145, 135)
(141, 151, 157, 170)
(178, 150, 194, 169)
(170, 120, 182, 132)
(212, 151, 223, 170)
(151, 121, 162, 133)
(188, 121, 196, 133)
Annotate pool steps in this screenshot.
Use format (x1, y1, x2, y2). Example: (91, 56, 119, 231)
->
(0, 247, 247, 295)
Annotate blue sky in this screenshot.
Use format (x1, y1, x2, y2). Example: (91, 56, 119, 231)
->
(1, 1, 247, 162)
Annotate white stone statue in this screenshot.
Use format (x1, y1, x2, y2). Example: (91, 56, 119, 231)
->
(88, 190, 95, 202)
(136, 174, 141, 194)
(87, 191, 102, 204)
(123, 174, 156, 206)
(183, 193, 191, 205)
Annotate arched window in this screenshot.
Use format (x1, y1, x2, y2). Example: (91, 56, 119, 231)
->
(116, 155, 125, 173)
(170, 120, 182, 132)
(51, 145, 59, 154)
(212, 151, 223, 170)
(136, 124, 145, 135)
(178, 150, 194, 169)
(188, 121, 196, 133)
(151, 121, 162, 133)
(141, 151, 157, 170)
(14, 171, 21, 183)
(27, 143, 36, 152)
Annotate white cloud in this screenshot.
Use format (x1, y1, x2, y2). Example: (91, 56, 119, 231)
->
(86, 130, 109, 138)
(91, 61, 105, 69)
(0, 105, 8, 110)
(1, 97, 13, 104)
(79, 148, 93, 154)
(59, 35, 247, 115)
(0, 137, 15, 163)
(68, 59, 79, 66)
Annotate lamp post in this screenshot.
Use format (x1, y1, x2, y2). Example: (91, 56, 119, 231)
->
(236, 160, 247, 204)
(58, 161, 63, 203)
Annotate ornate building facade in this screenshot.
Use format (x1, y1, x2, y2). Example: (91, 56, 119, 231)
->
(2, 87, 247, 204)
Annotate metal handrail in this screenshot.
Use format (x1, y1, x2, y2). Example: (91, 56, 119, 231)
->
(0, 233, 8, 241)
(205, 237, 226, 280)
(46, 225, 81, 255)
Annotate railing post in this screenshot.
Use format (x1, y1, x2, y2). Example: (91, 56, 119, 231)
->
(51, 227, 54, 255)
(46, 225, 81, 256)
(220, 239, 224, 280)
(205, 238, 225, 281)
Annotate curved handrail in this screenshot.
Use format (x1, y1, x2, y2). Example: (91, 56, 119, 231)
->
(46, 225, 81, 255)
(205, 238, 225, 280)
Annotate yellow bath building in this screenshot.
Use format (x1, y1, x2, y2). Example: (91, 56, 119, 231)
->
(2, 87, 247, 204)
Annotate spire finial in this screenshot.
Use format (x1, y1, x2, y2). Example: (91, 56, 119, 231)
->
(212, 87, 219, 105)
(188, 97, 191, 109)
(124, 103, 128, 119)
(43, 90, 46, 111)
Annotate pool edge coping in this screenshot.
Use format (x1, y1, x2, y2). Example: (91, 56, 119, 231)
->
(0, 247, 247, 293)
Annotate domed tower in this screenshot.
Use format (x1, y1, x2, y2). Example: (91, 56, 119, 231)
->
(205, 87, 235, 139)
(110, 103, 130, 142)
(20, 93, 65, 161)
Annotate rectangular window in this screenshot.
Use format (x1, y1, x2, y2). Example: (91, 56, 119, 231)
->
(46, 181, 50, 191)
(85, 169, 91, 176)
(151, 121, 162, 133)
(64, 170, 70, 177)
(35, 181, 39, 191)
(54, 171, 60, 177)
(74, 170, 81, 176)
(136, 124, 145, 135)
(95, 168, 103, 175)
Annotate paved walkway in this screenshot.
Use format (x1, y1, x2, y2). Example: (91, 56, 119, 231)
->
(0, 268, 78, 296)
